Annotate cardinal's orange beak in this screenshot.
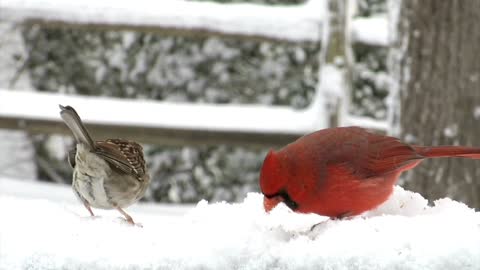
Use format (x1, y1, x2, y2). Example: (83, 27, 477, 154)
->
(263, 195, 283, 212)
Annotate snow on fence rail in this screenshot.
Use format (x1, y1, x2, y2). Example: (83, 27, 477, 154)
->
(1, 0, 389, 45)
(0, 89, 324, 147)
(0, 89, 387, 146)
(0, 0, 390, 147)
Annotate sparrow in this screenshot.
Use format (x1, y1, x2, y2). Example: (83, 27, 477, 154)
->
(59, 105, 150, 225)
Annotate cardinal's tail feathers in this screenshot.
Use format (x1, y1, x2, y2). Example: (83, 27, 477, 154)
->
(414, 145, 480, 159)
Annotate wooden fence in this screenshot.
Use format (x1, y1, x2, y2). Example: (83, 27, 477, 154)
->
(0, 0, 389, 147)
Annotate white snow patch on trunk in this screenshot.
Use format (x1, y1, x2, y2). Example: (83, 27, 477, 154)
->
(351, 15, 389, 46)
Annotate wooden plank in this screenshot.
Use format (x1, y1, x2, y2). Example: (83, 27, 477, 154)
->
(0, 113, 389, 147)
(0, 89, 320, 145)
(0, 115, 302, 148)
(2, 0, 388, 46)
(21, 19, 314, 45)
(2, 0, 324, 43)
(0, 88, 386, 147)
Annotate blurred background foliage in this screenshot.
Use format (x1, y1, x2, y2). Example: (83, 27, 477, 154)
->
(16, 0, 387, 203)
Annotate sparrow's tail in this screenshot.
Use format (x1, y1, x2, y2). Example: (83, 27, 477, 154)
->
(59, 105, 94, 149)
(414, 145, 480, 159)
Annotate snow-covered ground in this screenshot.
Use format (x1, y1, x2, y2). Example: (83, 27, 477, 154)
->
(1, 177, 479, 270)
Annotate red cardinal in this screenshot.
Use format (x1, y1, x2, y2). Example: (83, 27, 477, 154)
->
(260, 126, 480, 218)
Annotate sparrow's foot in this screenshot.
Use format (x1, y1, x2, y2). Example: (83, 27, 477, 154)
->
(116, 207, 142, 227)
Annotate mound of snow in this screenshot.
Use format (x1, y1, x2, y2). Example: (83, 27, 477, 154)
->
(1, 178, 479, 270)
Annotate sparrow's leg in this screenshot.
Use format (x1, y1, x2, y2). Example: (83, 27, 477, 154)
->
(84, 201, 95, 217)
(116, 207, 135, 225)
(73, 185, 95, 217)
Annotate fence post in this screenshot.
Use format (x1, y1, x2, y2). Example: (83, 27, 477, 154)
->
(319, 0, 354, 128)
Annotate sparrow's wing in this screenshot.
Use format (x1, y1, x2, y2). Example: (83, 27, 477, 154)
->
(94, 139, 147, 181)
(68, 148, 77, 168)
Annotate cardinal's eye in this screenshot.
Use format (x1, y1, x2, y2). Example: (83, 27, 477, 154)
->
(283, 198, 298, 210)
(264, 189, 299, 211)
(277, 189, 299, 211)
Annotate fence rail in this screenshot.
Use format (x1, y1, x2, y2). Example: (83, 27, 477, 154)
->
(0, 0, 389, 147)
(0, 89, 387, 146)
(1, 0, 388, 45)
(0, 90, 325, 147)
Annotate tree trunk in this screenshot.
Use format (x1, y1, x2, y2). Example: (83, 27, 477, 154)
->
(390, 0, 480, 208)
(320, 0, 354, 128)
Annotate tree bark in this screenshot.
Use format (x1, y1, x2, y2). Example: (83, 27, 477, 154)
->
(321, 0, 354, 127)
(391, 0, 480, 208)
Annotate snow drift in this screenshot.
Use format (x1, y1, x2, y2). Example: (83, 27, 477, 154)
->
(0, 177, 479, 270)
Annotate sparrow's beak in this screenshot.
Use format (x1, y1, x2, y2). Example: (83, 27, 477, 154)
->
(263, 195, 283, 212)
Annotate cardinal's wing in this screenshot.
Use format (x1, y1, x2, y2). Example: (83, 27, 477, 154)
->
(358, 132, 422, 177)
(327, 127, 422, 178)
